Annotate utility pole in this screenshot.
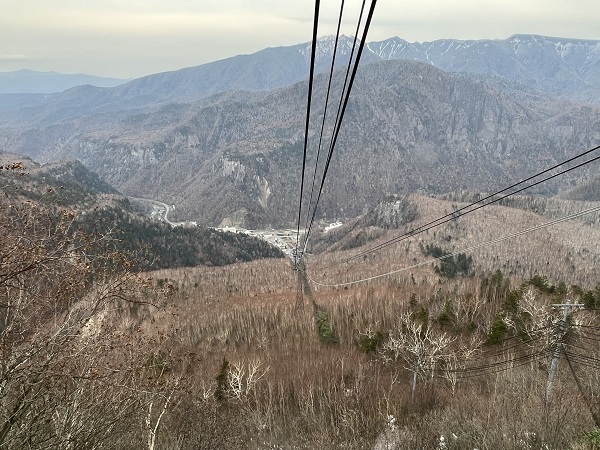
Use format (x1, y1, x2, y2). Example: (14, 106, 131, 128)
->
(545, 299, 584, 403)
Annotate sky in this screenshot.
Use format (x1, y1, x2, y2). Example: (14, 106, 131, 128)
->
(1, 0, 599, 79)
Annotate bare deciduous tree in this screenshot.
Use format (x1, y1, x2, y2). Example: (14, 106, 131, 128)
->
(0, 195, 162, 449)
(381, 312, 455, 397)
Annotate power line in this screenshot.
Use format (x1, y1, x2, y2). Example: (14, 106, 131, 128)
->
(574, 324, 600, 331)
(453, 353, 549, 379)
(308, 204, 600, 287)
(344, 144, 600, 263)
(393, 326, 552, 366)
(424, 350, 549, 378)
(295, 0, 321, 253)
(424, 345, 549, 376)
(322, 0, 367, 178)
(564, 354, 600, 370)
(571, 329, 600, 344)
(572, 332, 600, 343)
(477, 330, 552, 359)
(389, 322, 598, 381)
(306, 0, 367, 237)
(432, 330, 551, 370)
(564, 350, 600, 427)
(564, 347, 600, 364)
(303, 0, 378, 254)
(304, 0, 346, 238)
(304, 0, 367, 240)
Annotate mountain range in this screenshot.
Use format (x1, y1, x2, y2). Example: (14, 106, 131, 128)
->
(0, 35, 600, 118)
(0, 69, 129, 94)
(1, 34, 599, 228)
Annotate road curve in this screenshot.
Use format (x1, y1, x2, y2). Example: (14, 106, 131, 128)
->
(128, 197, 187, 227)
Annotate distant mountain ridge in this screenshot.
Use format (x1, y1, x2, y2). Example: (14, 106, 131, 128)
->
(0, 69, 129, 94)
(0, 151, 284, 266)
(1, 34, 599, 127)
(367, 34, 600, 101)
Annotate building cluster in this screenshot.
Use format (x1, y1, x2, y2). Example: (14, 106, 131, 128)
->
(214, 226, 297, 257)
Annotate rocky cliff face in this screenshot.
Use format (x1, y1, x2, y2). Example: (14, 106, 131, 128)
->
(2, 59, 598, 228)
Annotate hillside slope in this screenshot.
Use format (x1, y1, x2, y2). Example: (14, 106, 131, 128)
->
(0, 152, 284, 268)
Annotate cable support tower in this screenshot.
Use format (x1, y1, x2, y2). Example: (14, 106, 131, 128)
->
(308, 203, 600, 287)
(546, 300, 584, 402)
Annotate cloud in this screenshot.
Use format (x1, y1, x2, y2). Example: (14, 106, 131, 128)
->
(0, 0, 599, 78)
(369, 0, 600, 41)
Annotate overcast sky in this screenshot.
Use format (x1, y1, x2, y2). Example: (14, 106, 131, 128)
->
(1, 0, 599, 79)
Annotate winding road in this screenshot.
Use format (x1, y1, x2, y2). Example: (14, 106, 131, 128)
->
(129, 197, 189, 227)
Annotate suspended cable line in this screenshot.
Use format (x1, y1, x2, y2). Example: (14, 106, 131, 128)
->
(304, 0, 368, 238)
(420, 350, 549, 380)
(452, 353, 550, 379)
(304, 0, 346, 237)
(323, 0, 367, 169)
(565, 354, 600, 368)
(303, 0, 378, 254)
(343, 144, 600, 263)
(306, 0, 367, 232)
(420, 335, 545, 372)
(476, 331, 552, 359)
(295, 0, 321, 254)
(308, 204, 600, 287)
(563, 350, 600, 427)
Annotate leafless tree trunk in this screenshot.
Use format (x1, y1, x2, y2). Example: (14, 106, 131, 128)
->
(0, 196, 163, 449)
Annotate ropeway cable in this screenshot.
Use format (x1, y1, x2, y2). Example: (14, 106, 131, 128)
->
(308, 204, 600, 287)
(302, 0, 378, 255)
(344, 144, 600, 263)
(295, 0, 321, 254)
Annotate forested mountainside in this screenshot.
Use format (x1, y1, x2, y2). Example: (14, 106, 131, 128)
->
(2, 59, 598, 228)
(0, 153, 283, 269)
(558, 173, 600, 201)
(3, 113, 600, 450)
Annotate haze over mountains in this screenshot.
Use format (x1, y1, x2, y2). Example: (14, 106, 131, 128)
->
(2, 34, 599, 106)
(0, 69, 129, 94)
(1, 34, 599, 227)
